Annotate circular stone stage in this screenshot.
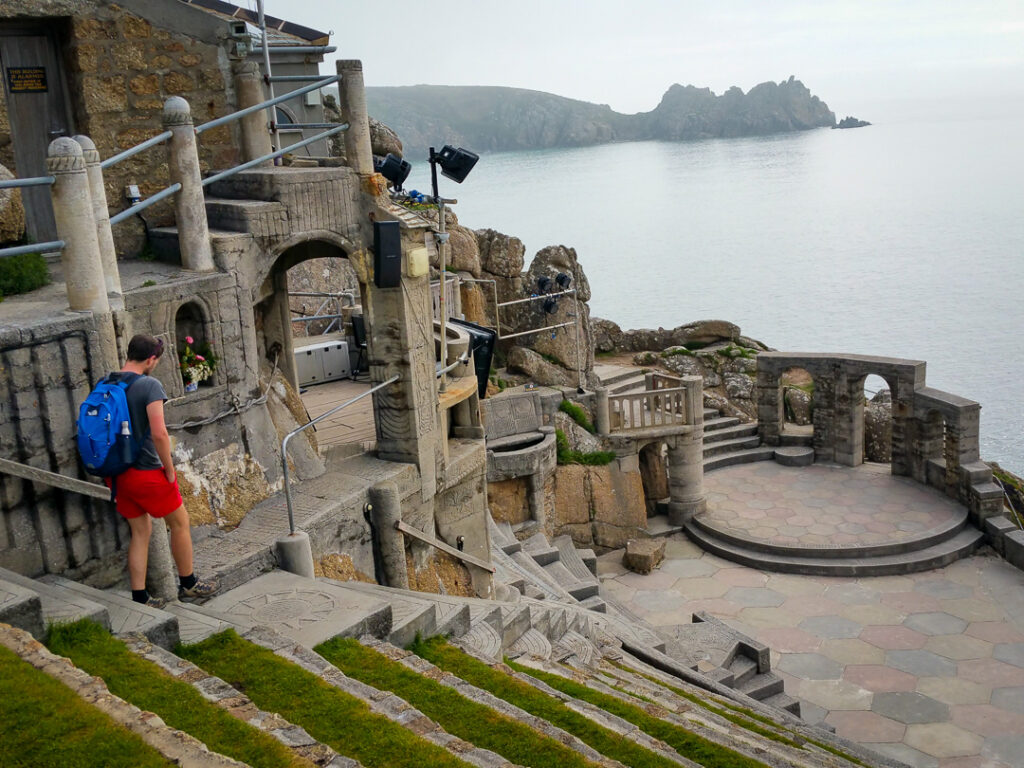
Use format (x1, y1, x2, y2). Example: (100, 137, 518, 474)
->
(689, 462, 984, 576)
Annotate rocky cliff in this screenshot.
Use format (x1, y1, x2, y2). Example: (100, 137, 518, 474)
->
(365, 77, 836, 155)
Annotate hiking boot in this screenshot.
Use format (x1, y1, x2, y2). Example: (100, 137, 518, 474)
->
(179, 577, 219, 602)
(145, 596, 168, 609)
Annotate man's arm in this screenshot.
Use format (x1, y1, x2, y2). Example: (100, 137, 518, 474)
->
(146, 399, 175, 482)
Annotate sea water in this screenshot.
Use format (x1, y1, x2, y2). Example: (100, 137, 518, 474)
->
(405, 117, 1024, 473)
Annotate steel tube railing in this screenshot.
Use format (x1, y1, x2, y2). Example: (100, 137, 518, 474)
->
(436, 353, 470, 379)
(201, 124, 347, 187)
(291, 313, 346, 323)
(194, 75, 341, 135)
(498, 287, 576, 307)
(251, 46, 337, 54)
(0, 240, 64, 258)
(0, 175, 54, 190)
(268, 74, 335, 82)
(100, 130, 173, 169)
(109, 182, 181, 225)
(281, 374, 398, 534)
(287, 123, 341, 130)
(499, 322, 575, 341)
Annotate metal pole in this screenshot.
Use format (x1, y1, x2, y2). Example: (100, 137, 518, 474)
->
(431, 148, 449, 394)
(257, 0, 280, 157)
(574, 291, 585, 392)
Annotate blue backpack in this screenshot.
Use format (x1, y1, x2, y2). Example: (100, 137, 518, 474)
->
(76, 373, 145, 478)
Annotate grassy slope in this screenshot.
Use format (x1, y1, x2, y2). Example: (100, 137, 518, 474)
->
(0, 644, 173, 768)
(316, 636, 601, 768)
(179, 629, 470, 768)
(46, 620, 310, 768)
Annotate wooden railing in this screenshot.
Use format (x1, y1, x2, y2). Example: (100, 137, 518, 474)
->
(608, 387, 691, 432)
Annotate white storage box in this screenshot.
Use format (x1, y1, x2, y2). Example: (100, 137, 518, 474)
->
(294, 340, 350, 385)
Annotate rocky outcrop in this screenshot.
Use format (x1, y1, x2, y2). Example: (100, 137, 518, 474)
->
(592, 318, 744, 353)
(0, 163, 25, 244)
(367, 77, 838, 154)
(369, 116, 403, 157)
(549, 463, 646, 551)
(506, 346, 576, 388)
(864, 390, 892, 462)
(835, 116, 871, 129)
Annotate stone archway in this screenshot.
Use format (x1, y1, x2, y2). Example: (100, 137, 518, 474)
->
(638, 441, 669, 517)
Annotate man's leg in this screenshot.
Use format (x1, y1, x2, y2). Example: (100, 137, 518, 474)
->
(125, 513, 153, 591)
(163, 504, 193, 577)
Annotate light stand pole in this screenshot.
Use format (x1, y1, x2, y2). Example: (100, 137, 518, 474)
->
(429, 147, 449, 393)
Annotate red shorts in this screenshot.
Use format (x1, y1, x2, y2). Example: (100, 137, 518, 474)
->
(107, 468, 183, 520)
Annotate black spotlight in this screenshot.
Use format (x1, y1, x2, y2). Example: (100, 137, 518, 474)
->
(536, 275, 553, 294)
(435, 145, 479, 183)
(542, 297, 559, 314)
(555, 272, 572, 290)
(374, 153, 412, 189)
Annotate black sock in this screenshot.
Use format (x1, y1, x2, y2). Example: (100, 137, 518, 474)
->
(131, 589, 149, 604)
(179, 573, 197, 590)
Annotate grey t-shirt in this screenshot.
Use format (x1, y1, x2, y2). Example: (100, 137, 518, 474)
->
(107, 372, 167, 470)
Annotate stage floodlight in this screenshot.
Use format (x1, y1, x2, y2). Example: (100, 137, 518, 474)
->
(374, 153, 412, 189)
(436, 145, 479, 183)
(555, 272, 572, 290)
(536, 275, 552, 294)
(543, 297, 559, 314)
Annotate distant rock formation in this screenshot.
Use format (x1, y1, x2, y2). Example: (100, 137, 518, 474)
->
(366, 76, 839, 155)
(834, 116, 871, 129)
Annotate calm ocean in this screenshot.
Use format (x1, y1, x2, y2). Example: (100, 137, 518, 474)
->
(405, 117, 1024, 473)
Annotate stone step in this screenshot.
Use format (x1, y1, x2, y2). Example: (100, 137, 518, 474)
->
(703, 415, 742, 432)
(703, 434, 762, 457)
(39, 575, 179, 649)
(122, 634, 357, 767)
(684, 523, 985, 576)
(774, 446, 815, 467)
(593, 364, 643, 387)
(727, 654, 758, 687)
(778, 432, 814, 447)
(506, 549, 574, 600)
(507, 627, 553, 660)
(163, 602, 236, 646)
(459, 615, 503, 660)
(739, 672, 785, 700)
(609, 374, 647, 395)
(0, 577, 43, 639)
(702, 423, 759, 444)
(521, 532, 560, 566)
(203, 197, 288, 238)
(551, 535, 600, 583)
(703, 446, 776, 472)
(646, 513, 684, 538)
(499, 603, 533, 648)
(542, 560, 599, 601)
(579, 595, 607, 613)
(148, 226, 253, 264)
(703, 407, 721, 421)
(762, 691, 802, 717)
(0, 567, 110, 637)
(578, 549, 598, 576)
(691, 506, 970, 560)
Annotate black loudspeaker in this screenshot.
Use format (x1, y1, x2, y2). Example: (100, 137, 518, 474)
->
(373, 220, 402, 288)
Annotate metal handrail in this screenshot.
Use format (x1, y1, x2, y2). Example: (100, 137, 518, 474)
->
(251, 45, 337, 54)
(437, 353, 470, 379)
(109, 182, 181, 225)
(201, 124, 347, 188)
(193, 74, 341, 135)
(100, 130, 173, 169)
(281, 374, 399, 534)
(0, 240, 64, 258)
(0, 175, 54, 190)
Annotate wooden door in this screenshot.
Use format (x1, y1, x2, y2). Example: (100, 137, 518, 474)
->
(0, 23, 74, 244)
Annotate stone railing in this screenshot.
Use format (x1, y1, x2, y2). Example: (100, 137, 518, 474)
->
(596, 375, 702, 435)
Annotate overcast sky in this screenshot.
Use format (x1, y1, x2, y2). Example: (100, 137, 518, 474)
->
(266, 1, 1024, 122)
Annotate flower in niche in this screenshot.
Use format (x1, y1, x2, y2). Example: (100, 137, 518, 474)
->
(185, 335, 194, 344)
(179, 337, 217, 386)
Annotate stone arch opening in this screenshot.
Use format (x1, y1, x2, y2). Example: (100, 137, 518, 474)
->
(780, 366, 814, 440)
(253, 238, 352, 391)
(638, 441, 669, 517)
(174, 300, 216, 390)
(861, 373, 893, 464)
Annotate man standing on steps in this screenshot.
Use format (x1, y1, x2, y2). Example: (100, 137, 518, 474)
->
(106, 334, 218, 607)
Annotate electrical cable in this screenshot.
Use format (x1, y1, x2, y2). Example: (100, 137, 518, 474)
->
(167, 351, 279, 430)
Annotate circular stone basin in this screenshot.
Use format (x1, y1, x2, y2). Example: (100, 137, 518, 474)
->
(489, 433, 546, 452)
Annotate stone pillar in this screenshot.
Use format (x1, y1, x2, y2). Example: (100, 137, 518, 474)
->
(47, 138, 118, 373)
(811, 372, 836, 463)
(834, 371, 864, 467)
(595, 387, 610, 435)
(756, 367, 782, 446)
(163, 97, 214, 272)
(666, 375, 705, 524)
(368, 484, 409, 589)
(336, 60, 373, 176)
(73, 135, 122, 305)
(232, 61, 273, 164)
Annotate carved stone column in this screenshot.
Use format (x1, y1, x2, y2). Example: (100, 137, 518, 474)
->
(336, 59, 373, 176)
(73, 135, 122, 306)
(163, 97, 214, 272)
(233, 61, 273, 164)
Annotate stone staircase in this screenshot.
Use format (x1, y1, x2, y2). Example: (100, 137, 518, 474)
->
(0, 548, 897, 768)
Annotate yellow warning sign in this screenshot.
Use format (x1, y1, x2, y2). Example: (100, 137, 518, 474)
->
(6, 67, 48, 93)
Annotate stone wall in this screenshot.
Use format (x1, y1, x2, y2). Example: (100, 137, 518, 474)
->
(548, 461, 647, 551)
(0, 0, 240, 254)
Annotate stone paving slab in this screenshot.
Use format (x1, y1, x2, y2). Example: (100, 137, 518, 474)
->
(600, 462, 1024, 767)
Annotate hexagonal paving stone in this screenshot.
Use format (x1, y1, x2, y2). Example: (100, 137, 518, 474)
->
(940, 599, 1007, 623)
(715, 568, 768, 587)
(824, 709, 906, 743)
(872, 692, 951, 724)
(923, 634, 993, 661)
(913, 579, 975, 600)
(886, 649, 958, 678)
(949, 703, 1024, 738)
(797, 678, 873, 711)
(799, 615, 863, 639)
(777, 652, 843, 680)
(982, 734, 1024, 766)
(905, 723, 983, 758)
(993, 642, 1024, 669)
(882, 592, 942, 614)
(633, 589, 686, 611)
(819, 638, 886, 666)
(991, 686, 1024, 715)
(845, 664, 918, 693)
(904, 612, 970, 636)
(916, 677, 993, 706)
(756, 627, 821, 653)
(659, 558, 718, 578)
(676, 577, 730, 599)
(824, 583, 881, 605)
(843, 603, 907, 626)
(737, 606, 801, 629)
(869, 742, 939, 768)
(861, 625, 929, 650)
(957, 658, 1024, 687)
(725, 586, 786, 607)
(964, 622, 1024, 644)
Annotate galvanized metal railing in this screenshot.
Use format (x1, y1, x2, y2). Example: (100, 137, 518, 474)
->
(0, 176, 64, 260)
(280, 374, 398, 534)
(289, 290, 356, 335)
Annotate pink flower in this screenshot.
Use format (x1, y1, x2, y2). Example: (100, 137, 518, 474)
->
(185, 336, 194, 345)
(195, 355, 205, 361)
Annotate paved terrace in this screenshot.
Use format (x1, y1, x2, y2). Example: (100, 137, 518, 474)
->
(600, 463, 1024, 768)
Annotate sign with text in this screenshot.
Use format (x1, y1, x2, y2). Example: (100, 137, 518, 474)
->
(6, 66, 48, 93)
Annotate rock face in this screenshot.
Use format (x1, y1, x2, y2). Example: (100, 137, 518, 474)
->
(596, 318, 743, 353)
(835, 116, 871, 129)
(0, 163, 26, 244)
(549, 463, 646, 551)
(368, 116, 403, 157)
(864, 390, 892, 462)
(367, 78, 837, 154)
(506, 347, 576, 388)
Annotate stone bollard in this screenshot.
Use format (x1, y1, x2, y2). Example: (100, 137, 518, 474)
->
(368, 484, 409, 589)
(336, 60, 373, 176)
(163, 97, 214, 272)
(47, 137, 119, 372)
(275, 530, 315, 579)
(595, 387, 610, 435)
(73, 135, 122, 306)
(232, 61, 273, 164)
(145, 519, 178, 601)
